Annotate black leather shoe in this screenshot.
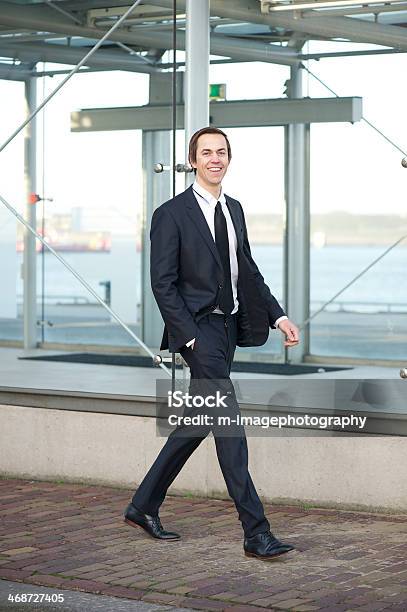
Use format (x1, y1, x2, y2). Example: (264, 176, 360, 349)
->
(244, 531, 295, 560)
(124, 503, 180, 540)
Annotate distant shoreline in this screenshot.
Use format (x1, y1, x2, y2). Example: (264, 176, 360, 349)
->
(246, 212, 407, 247)
(15, 241, 406, 253)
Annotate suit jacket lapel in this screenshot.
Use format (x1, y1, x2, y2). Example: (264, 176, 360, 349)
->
(225, 196, 244, 250)
(185, 185, 223, 272)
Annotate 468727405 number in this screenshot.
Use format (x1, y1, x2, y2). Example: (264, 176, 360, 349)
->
(8, 593, 64, 603)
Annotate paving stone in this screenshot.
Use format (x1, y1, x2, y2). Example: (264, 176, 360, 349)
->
(1, 546, 39, 555)
(166, 585, 196, 595)
(271, 598, 316, 610)
(222, 607, 265, 612)
(224, 592, 271, 604)
(190, 585, 237, 597)
(176, 597, 229, 610)
(142, 592, 183, 605)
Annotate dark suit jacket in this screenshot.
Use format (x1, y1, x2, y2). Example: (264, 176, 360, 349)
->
(150, 185, 286, 353)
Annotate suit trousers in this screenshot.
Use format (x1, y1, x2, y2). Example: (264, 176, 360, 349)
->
(131, 312, 270, 537)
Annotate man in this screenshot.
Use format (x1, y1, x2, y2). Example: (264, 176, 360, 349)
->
(125, 127, 300, 560)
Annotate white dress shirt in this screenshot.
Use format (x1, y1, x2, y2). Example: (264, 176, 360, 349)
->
(192, 180, 239, 315)
(186, 180, 287, 346)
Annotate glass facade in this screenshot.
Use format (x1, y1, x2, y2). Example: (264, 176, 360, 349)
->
(0, 51, 405, 366)
(308, 51, 407, 361)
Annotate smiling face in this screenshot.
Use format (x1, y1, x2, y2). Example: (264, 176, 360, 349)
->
(192, 133, 230, 194)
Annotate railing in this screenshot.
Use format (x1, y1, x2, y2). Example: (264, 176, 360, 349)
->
(17, 294, 95, 306)
(311, 300, 407, 315)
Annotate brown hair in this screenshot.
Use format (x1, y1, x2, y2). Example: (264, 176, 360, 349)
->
(188, 127, 232, 174)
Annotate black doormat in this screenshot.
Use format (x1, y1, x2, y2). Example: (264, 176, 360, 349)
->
(19, 353, 350, 375)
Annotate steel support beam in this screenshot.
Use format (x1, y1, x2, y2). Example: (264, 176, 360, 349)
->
(65, 0, 164, 8)
(264, 12, 407, 50)
(0, 42, 157, 73)
(0, 63, 31, 81)
(184, 0, 210, 186)
(284, 65, 310, 363)
(149, 0, 407, 50)
(0, 1, 298, 65)
(23, 74, 38, 349)
(71, 96, 362, 132)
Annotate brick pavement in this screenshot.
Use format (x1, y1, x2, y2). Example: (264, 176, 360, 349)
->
(0, 478, 406, 611)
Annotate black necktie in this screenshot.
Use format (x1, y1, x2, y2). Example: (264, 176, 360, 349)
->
(214, 201, 234, 315)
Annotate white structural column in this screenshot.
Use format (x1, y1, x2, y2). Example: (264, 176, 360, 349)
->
(142, 73, 179, 349)
(142, 130, 172, 349)
(284, 64, 310, 362)
(184, 0, 210, 185)
(23, 74, 37, 349)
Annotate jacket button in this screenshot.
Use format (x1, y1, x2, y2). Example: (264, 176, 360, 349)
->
(218, 284, 222, 289)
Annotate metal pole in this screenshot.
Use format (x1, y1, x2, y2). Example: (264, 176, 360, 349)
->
(0, 0, 144, 155)
(284, 63, 310, 363)
(0, 193, 171, 377)
(142, 129, 172, 349)
(171, 0, 177, 390)
(23, 72, 38, 349)
(184, 0, 210, 186)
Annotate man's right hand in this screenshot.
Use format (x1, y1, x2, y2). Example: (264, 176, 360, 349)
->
(278, 319, 300, 347)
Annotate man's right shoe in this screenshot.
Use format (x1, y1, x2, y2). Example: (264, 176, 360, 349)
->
(244, 531, 295, 560)
(124, 503, 180, 540)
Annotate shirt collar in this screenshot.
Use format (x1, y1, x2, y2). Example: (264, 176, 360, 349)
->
(192, 179, 226, 207)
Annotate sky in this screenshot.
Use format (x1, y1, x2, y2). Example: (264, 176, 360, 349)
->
(0, 41, 406, 239)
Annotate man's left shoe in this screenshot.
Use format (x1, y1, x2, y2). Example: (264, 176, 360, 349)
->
(124, 503, 180, 540)
(244, 531, 295, 560)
